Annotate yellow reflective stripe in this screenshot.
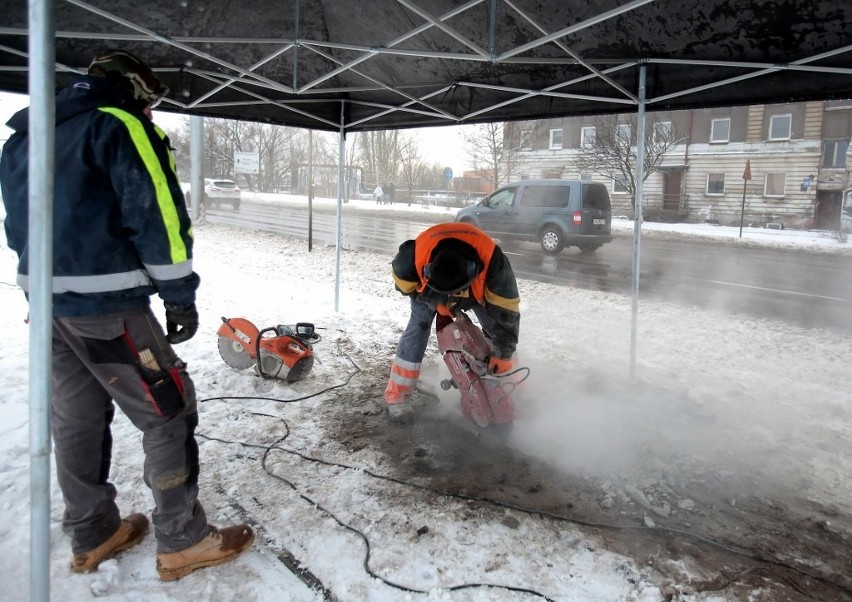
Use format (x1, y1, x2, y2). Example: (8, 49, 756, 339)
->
(393, 273, 418, 295)
(153, 123, 178, 176)
(98, 107, 187, 263)
(485, 287, 520, 312)
(151, 123, 191, 237)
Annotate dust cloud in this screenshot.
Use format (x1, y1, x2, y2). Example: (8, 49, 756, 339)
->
(499, 357, 850, 516)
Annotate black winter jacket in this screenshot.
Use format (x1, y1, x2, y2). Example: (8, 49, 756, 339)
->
(391, 237, 520, 358)
(0, 75, 198, 317)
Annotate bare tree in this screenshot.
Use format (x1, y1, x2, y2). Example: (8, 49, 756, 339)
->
(359, 130, 400, 189)
(573, 115, 680, 207)
(463, 122, 508, 189)
(162, 117, 307, 193)
(502, 120, 533, 182)
(397, 133, 427, 205)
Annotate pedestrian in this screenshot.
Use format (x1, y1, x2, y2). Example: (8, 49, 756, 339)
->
(383, 222, 521, 422)
(373, 184, 384, 204)
(0, 49, 254, 581)
(386, 182, 395, 205)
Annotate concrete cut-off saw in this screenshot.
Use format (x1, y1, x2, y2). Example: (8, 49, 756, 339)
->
(217, 317, 319, 382)
(435, 311, 529, 428)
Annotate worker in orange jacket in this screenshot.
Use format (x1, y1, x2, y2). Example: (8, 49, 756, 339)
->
(384, 223, 521, 421)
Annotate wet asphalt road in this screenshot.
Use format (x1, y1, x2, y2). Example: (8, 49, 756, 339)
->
(203, 200, 852, 332)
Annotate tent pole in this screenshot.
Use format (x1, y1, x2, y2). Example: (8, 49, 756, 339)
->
(28, 0, 55, 600)
(334, 101, 345, 312)
(629, 62, 646, 379)
(189, 115, 204, 221)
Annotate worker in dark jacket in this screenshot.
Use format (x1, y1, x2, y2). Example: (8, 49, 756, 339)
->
(384, 222, 521, 421)
(0, 49, 253, 580)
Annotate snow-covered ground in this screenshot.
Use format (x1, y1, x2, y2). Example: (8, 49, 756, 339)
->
(1, 199, 851, 601)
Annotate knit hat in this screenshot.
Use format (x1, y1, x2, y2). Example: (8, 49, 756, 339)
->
(88, 49, 169, 106)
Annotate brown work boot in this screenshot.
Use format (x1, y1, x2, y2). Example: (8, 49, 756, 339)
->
(156, 524, 255, 581)
(70, 513, 150, 573)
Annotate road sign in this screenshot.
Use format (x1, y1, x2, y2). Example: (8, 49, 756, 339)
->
(443, 166, 453, 180)
(234, 151, 259, 174)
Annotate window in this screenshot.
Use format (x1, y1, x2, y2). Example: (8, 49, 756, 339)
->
(521, 185, 569, 208)
(549, 128, 563, 150)
(617, 123, 631, 142)
(582, 184, 611, 210)
(768, 114, 792, 141)
(710, 118, 730, 143)
(706, 173, 725, 195)
(764, 173, 786, 197)
(613, 174, 628, 193)
(487, 188, 517, 208)
(580, 173, 594, 181)
(653, 121, 672, 146)
(822, 140, 849, 168)
(516, 125, 533, 150)
(580, 126, 596, 148)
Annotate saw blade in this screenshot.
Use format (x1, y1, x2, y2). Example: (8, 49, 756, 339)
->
(218, 335, 255, 370)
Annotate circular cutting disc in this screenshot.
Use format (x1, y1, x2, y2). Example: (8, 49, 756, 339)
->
(217, 335, 255, 370)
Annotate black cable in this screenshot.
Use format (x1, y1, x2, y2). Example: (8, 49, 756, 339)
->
(199, 414, 555, 600)
(199, 355, 360, 405)
(203, 419, 851, 600)
(198, 342, 851, 600)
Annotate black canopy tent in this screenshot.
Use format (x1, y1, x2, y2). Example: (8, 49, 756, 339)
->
(2, 3, 851, 600)
(1, 0, 851, 132)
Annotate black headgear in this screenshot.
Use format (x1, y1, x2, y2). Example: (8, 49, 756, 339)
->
(424, 248, 479, 294)
(88, 49, 169, 106)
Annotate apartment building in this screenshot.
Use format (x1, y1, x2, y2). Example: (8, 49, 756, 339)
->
(504, 100, 852, 230)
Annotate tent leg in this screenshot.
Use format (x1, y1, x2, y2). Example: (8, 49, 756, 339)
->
(334, 101, 345, 312)
(28, 1, 56, 601)
(629, 63, 647, 379)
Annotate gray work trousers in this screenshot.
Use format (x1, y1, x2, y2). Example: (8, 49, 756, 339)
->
(51, 306, 208, 554)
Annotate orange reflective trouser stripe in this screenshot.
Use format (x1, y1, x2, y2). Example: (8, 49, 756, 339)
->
(384, 356, 421, 404)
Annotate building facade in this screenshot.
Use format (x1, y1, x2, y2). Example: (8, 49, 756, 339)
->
(503, 101, 852, 230)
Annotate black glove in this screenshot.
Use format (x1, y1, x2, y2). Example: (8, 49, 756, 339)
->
(164, 302, 198, 344)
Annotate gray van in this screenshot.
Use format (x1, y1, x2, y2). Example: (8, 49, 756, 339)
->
(455, 179, 612, 254)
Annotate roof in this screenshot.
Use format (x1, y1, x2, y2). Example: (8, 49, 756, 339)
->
(0, 0, 850, 132)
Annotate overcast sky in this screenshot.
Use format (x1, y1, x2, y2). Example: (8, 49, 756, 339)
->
(0, 91, 473, 174)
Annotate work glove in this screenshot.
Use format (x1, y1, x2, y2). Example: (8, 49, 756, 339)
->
(487, 356, 513, 375)
(164, 302, 199, 344)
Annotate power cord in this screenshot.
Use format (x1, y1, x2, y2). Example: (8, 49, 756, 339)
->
(197, 340, 849, 601)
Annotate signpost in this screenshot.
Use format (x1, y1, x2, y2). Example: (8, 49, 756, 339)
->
(739, 160, 752, 238)
(234, 150, 259, 174)
(234, 150, 259, 203)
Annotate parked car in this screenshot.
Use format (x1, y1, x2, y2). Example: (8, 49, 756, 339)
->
(455, 179, 612, 254)
(204, 178, 241, 210)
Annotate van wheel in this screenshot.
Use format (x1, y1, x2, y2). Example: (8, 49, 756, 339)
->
(539, 228, 564, 254)
(578, 243, 601, 253)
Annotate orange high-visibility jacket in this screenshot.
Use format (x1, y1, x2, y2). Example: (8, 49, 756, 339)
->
(391, 223, 520, 358)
